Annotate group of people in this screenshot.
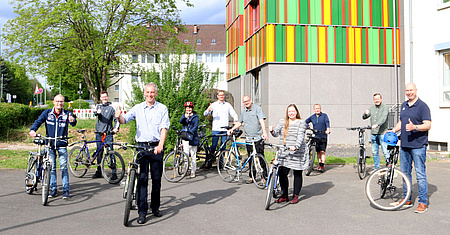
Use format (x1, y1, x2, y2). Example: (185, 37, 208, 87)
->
(28, 82, 432, 226)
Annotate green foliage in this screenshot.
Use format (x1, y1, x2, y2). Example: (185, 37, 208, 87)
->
(45, 99, 90, 110)
(0, 103, 45, 138)
(0, 59, 33, 104)
(126, 53, 216, 150)
(3, 0, 192, 104)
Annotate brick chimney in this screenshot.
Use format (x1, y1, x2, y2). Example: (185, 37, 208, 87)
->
(193, 25, 199, 34)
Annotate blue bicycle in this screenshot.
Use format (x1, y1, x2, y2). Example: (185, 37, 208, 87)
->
(263, 143, 287, 210)
(68, 129, 125, 184)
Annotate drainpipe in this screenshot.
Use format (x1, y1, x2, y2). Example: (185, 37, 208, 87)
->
(393, 0, 399, 122)
(409, 0, 413, 83)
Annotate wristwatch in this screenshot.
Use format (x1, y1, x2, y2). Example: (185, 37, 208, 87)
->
(415, 125, 418, 131)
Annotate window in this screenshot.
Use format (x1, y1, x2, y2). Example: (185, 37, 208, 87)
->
(114, 85, 119, 91)
(114, 98, 119, 102)
(114, 72, 119, 78)
(219, 72, 225, 81)
(212, 54, 220, 63)
(141, 54, 146, 63)
(184, 39, 189, 43)
(196, 53, 203, 62)
(220, 53, 225, 63)
(205, 53, 211, 63)
(442, 51, 450, 105)
(147, 54, 155, 63)
(132, 54, 138, 63)
(197, 39, 201, 44)
(131, 73, 138, 82)
(211, 39, 216, 44)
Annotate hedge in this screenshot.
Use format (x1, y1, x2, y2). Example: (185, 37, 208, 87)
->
(0, 103, 46, 137)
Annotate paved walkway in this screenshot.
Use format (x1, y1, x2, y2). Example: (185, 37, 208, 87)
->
(1, 161, 450, 234)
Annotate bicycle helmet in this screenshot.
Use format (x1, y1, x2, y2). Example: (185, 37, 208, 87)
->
(184, 101, 194, 108)
(383, 132, 398, 146)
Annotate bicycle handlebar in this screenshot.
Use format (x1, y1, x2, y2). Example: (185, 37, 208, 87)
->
(346, 126, 372, 131)
(264, 143, 288, 151)
(35, 134, 72, 140)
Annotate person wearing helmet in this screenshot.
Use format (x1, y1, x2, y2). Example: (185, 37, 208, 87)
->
(390, 82, 431, 214)
(363, 93, 390, 170)
(180, 101, 200, 178)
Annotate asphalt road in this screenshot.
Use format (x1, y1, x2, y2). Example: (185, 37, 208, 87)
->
(1, 161, 450, 234)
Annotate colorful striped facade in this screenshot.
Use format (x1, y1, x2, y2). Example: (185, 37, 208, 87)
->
(226, 0, 401, 80)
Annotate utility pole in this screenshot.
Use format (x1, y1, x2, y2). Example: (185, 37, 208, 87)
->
(78, 82, 82, 110)
(0, 23, 3, 103)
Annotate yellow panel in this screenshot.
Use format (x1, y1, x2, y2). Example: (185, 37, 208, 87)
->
(318, 27, 327, 63)
(286, 25, 295, 62)
(323, 0, 331, 25)
(382, 0, 388, 27)
(355, 27, 362, 63)
(348, 27, 355, 63)
(351, 0, 357, 26)
(267, 24, 275, 62)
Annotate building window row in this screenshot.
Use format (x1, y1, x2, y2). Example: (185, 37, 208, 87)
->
(132, 54, 163, 63)
(197, 53, 226, 63)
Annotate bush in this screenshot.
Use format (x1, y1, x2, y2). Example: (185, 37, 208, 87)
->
(0, 103, 46, 137)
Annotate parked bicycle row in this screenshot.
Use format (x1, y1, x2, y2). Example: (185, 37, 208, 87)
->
(24, 82, 431, 227)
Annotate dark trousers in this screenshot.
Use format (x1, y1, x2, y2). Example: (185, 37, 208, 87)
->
(278, 166, 303, 196)
(95, 133, 113, 172)
(245, 140, 265, 177)
(207, 130, 227, 164)
(136, 147, 164, 215)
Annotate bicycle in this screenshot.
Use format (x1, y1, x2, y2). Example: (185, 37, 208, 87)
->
(263, 143, 287, 210)
(197, 124, 235, 169)
(217, 136, 269, 189)
(116, 143, 154, 227)
(162, 126, 190, 182)
(25, 134, 70, 206)
(365, 144, 412, 210)
(68, 129, 125, 184)
(347, 126, 371, 180)
(304, 128, 327, 176)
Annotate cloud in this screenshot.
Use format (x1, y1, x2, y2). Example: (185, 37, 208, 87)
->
(177, 0, 225, 24)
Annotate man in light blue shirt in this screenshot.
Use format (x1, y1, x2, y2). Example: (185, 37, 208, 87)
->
(202, 90, 238, 169)
(116, 82, 169, 224)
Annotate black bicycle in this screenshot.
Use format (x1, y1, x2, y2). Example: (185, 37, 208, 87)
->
(304, 128, 326, 176)
(347, 126, 371, 180)
(365, 144, 412, 210)
(163, 126, 190, 182)
(197, 125, 237, 169)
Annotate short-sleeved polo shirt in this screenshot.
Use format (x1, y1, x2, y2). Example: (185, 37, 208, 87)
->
(238, 104, 266, 142)
(399, 98, 431, 148)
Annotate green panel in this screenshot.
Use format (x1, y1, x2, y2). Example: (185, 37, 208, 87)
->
(337, 27, 347, 63)
(357, 0, 362, 26)
(386, 29, 393, 64)
(275, 24, 284, 62)
(308, 26, 318, 62)
(372, 0, 381, 26)
(300, 0, 310, 24)
(389, 0, 394, 27)
(238, 46, 245, 75)
(301, 25, 307, 62)
(380, 28, 385, 64)
(344, 0, 350, 25)
(362, 28, 367, 63)
(310, 0, 322, 25)
(328, 26, 335, 63)
(294, 25, 301, 62)
(267, 0, 277, 23)
(363, 0, 370, 26)
(279, 0, 285, 23)
(370, 28, 380, 64)
(332, 0, 341, 25)
(287, 0, 298, 23)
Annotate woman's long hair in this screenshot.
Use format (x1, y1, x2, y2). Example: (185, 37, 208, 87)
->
(283, 104, 301, 144)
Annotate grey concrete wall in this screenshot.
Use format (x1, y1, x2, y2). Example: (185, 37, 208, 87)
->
(228, 63, 403, 145)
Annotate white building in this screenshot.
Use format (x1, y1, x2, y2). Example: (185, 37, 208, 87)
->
(403, 0, 450, 151)
(108, 24, 227, 109)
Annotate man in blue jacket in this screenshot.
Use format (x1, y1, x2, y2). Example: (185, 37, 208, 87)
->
(305, 104, 330, 173)
(30, 94, 77, 199)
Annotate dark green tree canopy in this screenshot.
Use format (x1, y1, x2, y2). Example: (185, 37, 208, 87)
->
(3, 0, 191, 104)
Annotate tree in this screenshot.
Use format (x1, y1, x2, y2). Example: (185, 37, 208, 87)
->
(3, 0, 191, 104)
(126, 52, 217, 149)
(0, 58, 33, 104)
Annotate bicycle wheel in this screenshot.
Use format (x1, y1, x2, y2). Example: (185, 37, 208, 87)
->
(101, 150, 125, 184)
(163, 150, 189, 182)
(42, 162, 51, 206)
(68, 146, 88, 178)
(217, 150, 238, 182)
(196, 142, 208, 163)
(124, 169, 136, 227)
(365, 167, 412, 211)
(251, 154, 269, 189)
(25, 155, 38, 194)
(305, 144, 316, 176)
(357, 147, 367, 180)
(265, 167, 276, 210)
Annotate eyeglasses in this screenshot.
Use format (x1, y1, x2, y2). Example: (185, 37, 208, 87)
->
(55, 101, 64, 103)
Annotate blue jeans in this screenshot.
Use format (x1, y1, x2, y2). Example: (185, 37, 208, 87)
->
(49, 147, 69, 193)
(210, 131, 227, 155)
(96, 133, 114, 173)
(400, 146, 428, 205)
(371, 134, 389, 170)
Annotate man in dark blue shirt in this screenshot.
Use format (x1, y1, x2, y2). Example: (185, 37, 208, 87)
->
(390, 83, 431, 214)
(305, 104, 330, 172)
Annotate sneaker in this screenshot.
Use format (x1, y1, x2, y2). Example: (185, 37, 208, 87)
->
(318, 166, 324, 173)
(62, 192, 70, 199)
(415, 203, 427, 213)
(110, 173, 118, 181)
(49, 190, 57, 198)
(390, 199, 413, 208)
(289, 195, 299, 204)
(137, 213, 146, 224)
(275, 195, 289, 203)
(92, 171, 102, 179)
(190, 172, 196, 178)
(245, 178, 253, 184)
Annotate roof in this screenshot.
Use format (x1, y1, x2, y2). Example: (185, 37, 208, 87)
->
(176, 24, 226, 53)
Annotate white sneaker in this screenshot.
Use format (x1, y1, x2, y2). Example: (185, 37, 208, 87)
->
(190, 172, 195, 178)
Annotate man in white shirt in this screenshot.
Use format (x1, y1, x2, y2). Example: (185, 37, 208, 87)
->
(202, 90, 238, 169)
